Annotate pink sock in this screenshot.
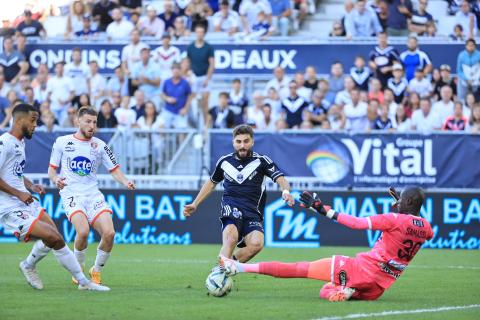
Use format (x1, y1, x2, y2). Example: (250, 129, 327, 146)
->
(241, 263, 260, 273)
(257, 261, 310, 278)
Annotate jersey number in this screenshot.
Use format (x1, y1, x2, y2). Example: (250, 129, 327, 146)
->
(68, 196, 75, 208)
(398, 240, 422, 261)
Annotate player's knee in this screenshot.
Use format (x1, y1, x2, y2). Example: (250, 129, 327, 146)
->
(247, 239, 264, 253)
(76, 228, 90, 241)
(102, 229, 116, 243)
(45, 230, 65, 248)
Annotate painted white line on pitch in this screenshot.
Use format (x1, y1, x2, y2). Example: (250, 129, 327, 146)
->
(312, 304, 480, 320)
(409, 265, 480, 270)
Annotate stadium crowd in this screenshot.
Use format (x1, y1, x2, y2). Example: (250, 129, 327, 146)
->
(0, 0, 479, 134)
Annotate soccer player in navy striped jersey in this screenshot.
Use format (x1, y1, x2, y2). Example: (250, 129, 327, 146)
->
(183, 125, 294, 264)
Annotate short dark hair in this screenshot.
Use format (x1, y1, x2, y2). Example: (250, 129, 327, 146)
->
(72, 47, 81, 53)
(420, 97, 431, 105)
(219, 92, 229, 98)
(12, 103, 38, 119)
(466, 38, 477, 46)
(233, 124, 254, 138)
(233, 78, 241, 84)
(78, 106, 98, 118)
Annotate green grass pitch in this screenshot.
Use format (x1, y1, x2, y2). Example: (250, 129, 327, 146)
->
(1, 244, 479, 320)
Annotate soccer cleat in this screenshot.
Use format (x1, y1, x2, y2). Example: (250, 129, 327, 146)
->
(72, 266, 84, 285)
(328, 287, 355, 302)
(78, 281, 110, 291)
(218, 255, 238, 276)
(89, 267, 102, 284)
(19, 260, 44, 290)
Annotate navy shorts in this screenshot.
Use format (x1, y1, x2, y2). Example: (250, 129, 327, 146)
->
(219, 202, 263, 248)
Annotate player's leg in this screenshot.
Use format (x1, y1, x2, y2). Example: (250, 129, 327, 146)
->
(232, 230, 264, 262)
(70, 212, 90, 270)
(90, 211, 115, 284)
(219, 222, 239, 259)
(22, 210, 55, 271)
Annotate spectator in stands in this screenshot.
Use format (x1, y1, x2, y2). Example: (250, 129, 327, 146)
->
(327, 104, 346, 130)
(32, 68, 49, 104)
(327, 61, 346, 98)
(139, 6, 165, 38)
(383, 87, 398, 117)
(153, 34, 182, 81)
(432, 85, 455, 124)
(344, 88, 368, 131)
(131, 89, 146, 119)
(236, 10, 275, 41)
(340, 0, 355, 33)
(366, 98, 379, 129)
(160, 1, 178, 34)
(137, 101, 164, 130)
(72, 93, 90, 109)
(464, 92, 476, 117)
(344, 0, 382, 38)
(411, 97, 441, 132)
(318, 78, 336, 105)
(369, 32, 399, 88)
(171, 16, 191, 40)
(386, 0, 413, 36)
(119, 0, 143, 16)
(107, 8, 135, 39)
(450, 24, 466, 41)
(404, 91, 419, 117)
(387, 63, 408, 104)
(37, 100, 52, 126)
(0, 37, 28, 85)
(265, 67, 291, 100)
(46, 61, 75, 122)
(228, 78, 249, 125)
(115, 96, 138, 129)
(456, 39, 480, 101)
(350, 56, 371, 91)
(38, 110, 60, 132)
(240, 0, 273, 33)
(92, 0, 118, 32)
(0, 72, 10, 98)
(294, 72, 312, 102)
(455, 1, 478, 38)
(185, 0, 213, 31)
(64, 47, 89, 105)
(408, 68, 433, 98)
(304, 66, 319, 90)
(329, 20, 346, 37)
(433, 64, 457, 99)
(131, 47, 162, 105)
(400, 35, 432, 81)
(208, 92, 235, 128)
(470, 103, 480, 133)
(247, 91, 266, 127)
(75, 14, 99, 38)
(23, 86, 38, 108)
(61, 106, 78, 128)
(443, 101, 468, 131)
(213, 0, 241, 35)
(66, 0, 87, 37)
(369, 78, 384, 103)
(408, 0, 434, 36)
(261, 103, 278, 130)
(473, 0, 480, 30)
(161, 63, 193, 128)
(16, 9, 46, 38)
(107, 66, 129, 97)
(281, 80, 309, 128)
(122, 29, 148, 94)
(305, 89, 329, 127)
(0, 20, 16, 37)
(373, 102, 393, 130)
(16, 75, 31, 100)
(392, 104, 412, 131)
(264, 87, 282, 117)
(335, 76, 355, 106)
(0, 90, 9, 124)
(89, 60, 106, 107)
(187, 25, 214, 124)
(98, 99, 118, 128)
(269, 0, 292, 36)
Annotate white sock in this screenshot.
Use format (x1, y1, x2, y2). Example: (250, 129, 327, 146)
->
(93, 249, 110, 272)
(25, 240, 52, 268)
(74, 248, 87, 270)
(53, 245, 89, 286)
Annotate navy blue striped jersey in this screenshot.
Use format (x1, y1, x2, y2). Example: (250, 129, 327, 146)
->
(210, 152, 284, 216)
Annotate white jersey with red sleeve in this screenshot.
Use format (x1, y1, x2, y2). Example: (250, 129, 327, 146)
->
(49, 134, 120, 197)
(0, 133, 28, 213)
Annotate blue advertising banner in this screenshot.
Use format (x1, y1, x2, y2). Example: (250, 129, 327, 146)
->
(0, 189, 478, 250)
(24, 42, 465, 75)
(210, 132, 480, 188)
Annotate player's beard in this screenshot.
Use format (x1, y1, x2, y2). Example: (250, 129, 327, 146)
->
(235, 147, 252, 159)
(23, 126, 34, 139)
(81, 127, 95, 139)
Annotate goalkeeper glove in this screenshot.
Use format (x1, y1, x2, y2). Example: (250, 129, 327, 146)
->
(299, 191, 338, 220)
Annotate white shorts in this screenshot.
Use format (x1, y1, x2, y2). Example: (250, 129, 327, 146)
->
(61, 191, 112, 226)
(161, 109, 188, 128)
(191, 75, 211, 94)
(0, 201, 45, 242)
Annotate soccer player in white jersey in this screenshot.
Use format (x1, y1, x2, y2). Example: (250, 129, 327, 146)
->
(0, 104, 109, 291)
(152, 33, 181, 80)
(48, 107, 135, 285)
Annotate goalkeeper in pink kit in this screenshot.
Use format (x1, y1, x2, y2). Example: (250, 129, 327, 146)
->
(220, 186, 433, 301)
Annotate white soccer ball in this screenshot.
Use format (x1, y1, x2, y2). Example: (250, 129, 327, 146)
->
(205, 270, 233, 297)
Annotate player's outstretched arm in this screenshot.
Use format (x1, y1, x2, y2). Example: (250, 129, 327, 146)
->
(0, 178, 33, 204)
(47, 165, 67, 190)
(183, 180, 217, 217)
(110, 168, 135, 190)
(275, 176, 294, 206)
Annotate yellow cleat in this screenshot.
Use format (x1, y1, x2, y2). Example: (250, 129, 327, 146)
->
(89, 267, 102, 284)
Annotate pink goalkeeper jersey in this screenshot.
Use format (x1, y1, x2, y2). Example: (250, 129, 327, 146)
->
(337, 213, 434, 289)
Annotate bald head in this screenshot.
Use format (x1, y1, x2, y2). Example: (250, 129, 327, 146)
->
(398, 186, 425, 216)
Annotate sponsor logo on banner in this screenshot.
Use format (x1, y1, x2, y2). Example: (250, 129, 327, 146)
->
(307, 144, 350, 183)
(264, 191, 320, 248)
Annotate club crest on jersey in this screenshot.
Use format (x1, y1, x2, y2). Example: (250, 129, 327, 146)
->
(68, 156, 94, 176)
(237, 173, 244, 182)
(91, 142, 98, 149)
(12, 160, 25, 178)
